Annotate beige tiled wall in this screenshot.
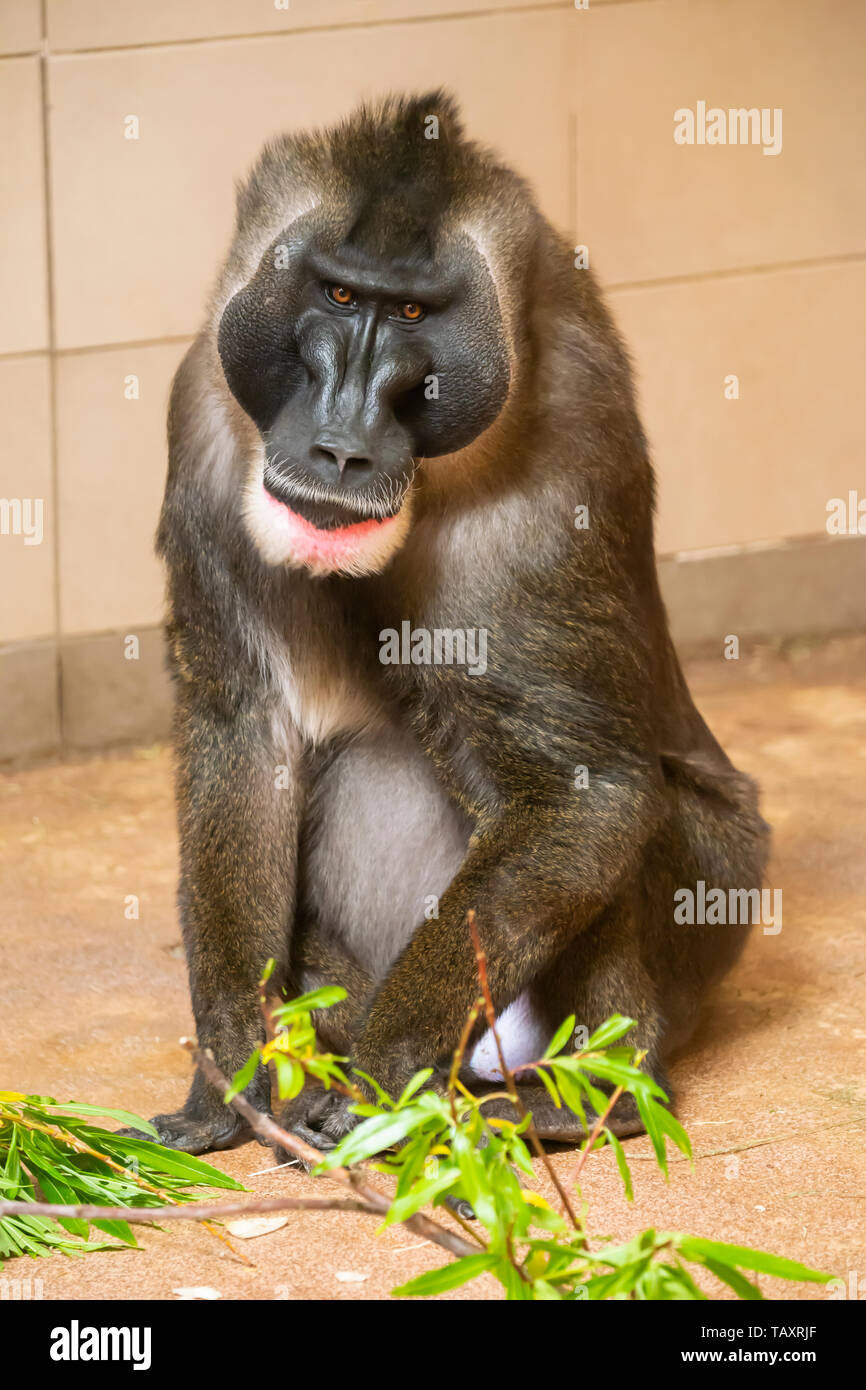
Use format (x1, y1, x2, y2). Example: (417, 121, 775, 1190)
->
(616, 260, 866, 555)
(0, 355, 54, 642)
(1, 0, 864, 756)
(48, 10, 572, 350)
(0, 55, 48, 352)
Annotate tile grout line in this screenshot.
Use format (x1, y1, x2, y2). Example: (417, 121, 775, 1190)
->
(0, 335, 195, 364)
(38, 0, 64, 750)
(607, 251, 866, 296)
(20, 3, 577, 60)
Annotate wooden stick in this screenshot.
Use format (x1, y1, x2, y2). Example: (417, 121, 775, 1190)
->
(0, 1195, 379, 1223)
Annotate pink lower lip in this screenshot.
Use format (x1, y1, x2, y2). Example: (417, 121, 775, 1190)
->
(264, 485, 397, 566)
(264, 487, 391, 539)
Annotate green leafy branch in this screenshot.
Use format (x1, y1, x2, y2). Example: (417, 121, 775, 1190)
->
(0, 1093, 242, 1266)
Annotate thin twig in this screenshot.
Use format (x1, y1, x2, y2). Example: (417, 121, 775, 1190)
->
(0, 1195, 379, 1223)
(567, 1085, 624, 1190)
(448, 995, 483, 1120)
(183, 1039, 478, 1262)
(466, 910, 581, 1230)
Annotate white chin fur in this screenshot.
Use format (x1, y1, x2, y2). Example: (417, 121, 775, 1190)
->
(243, 474, 412, 577)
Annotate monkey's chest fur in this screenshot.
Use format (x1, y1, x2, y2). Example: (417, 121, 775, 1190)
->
(290, 641, 551, 1080)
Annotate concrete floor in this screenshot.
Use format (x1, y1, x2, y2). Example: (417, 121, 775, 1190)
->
(1, 636, 865, 1301)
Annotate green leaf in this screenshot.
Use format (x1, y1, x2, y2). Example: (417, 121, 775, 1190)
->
(580, 1076, 614, 1120)
(605, 1128, 634, 1202)
(500, 1260, 534, 1300)
(634, 1093, 670, 1177)
(585, 1258, 653, 1299)
(97, 1135, 244, 1189)
(654, 1102, 693, 1162)
(325, 1108, 425, 1167)
(532, 1279, 564, 1300)
(272, 986, 347, 1019)
(544, 1015, 576, 1059)
(548, 1065, 587, 1129)
(450, 1130, 496, 1229)
(396, 1070, 435, 1107)
(676, 1236, 833, 1284)
(225, 1050, 261, 1102)
(702, 1257, 764, 1300)
(91, 1218, 137, 1246)
(659, 1261, 706, 1300)
(42, 1104, 159, 1138)
(349, 1069, 394, 1107)
(584, 1015, 636, 1051)
(272, 1054, 304, 1101)
(386, 1169, 461, 1226)
(534, 1065, 562, 1108)
(392, 1253, 499, 1297)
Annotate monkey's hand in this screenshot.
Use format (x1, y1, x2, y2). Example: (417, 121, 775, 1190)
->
(275, 1085, 367, 1168)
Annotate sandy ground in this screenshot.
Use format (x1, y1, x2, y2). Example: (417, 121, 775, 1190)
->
(1, 636, 865, 1301)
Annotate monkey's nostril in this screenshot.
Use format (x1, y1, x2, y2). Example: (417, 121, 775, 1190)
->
(311, 444, 372, 479)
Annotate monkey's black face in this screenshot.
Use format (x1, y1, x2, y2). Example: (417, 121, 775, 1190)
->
(217, 221, 510, 575)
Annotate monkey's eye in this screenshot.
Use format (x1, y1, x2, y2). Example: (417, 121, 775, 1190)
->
(395, 302, 425, 322)
(326, 285, 356, 307)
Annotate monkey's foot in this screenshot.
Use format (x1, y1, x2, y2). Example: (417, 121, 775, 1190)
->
(115, 1108, 253, 1155)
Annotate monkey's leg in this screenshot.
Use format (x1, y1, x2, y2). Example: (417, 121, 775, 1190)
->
(122, 701, 302, 1153)
(464, 906, 667, 1145)
(474, 904, 670, 1142)
(478, 1087, 646, 1142)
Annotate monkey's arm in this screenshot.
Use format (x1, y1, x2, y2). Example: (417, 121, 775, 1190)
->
(349, 570, 666, 1095)
(132, 684, 300, 1153)
(363, 775, 661, 1086)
